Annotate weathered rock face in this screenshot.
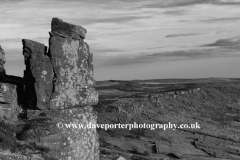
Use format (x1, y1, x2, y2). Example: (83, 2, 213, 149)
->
(0, 82, 21, 123)
(0, 18, 99, 160)
(49, 18, 98, 110)
(20, 18, 99, 160)
(22, 18, 98, 110)
(0, 46, 26, 121)
(4, 75, 29, 110)
(51, 17, 87, 40)
(0, 46, 6, 75)
(23, 39, 54, 110)
(20, 106, 99, 160)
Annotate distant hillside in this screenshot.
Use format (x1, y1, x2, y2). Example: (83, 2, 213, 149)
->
(95, 78, 240, 160)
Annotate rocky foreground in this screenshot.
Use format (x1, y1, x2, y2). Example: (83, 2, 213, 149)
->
(95, 78, 240, 160)
(0, 18, 99, 160)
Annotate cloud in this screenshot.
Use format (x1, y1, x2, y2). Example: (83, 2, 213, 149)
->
(202, 37, 240, 51)
(0, 37, 47, 43)
(149, 50, 211, 58)
(0, 38, 22, 43)
(88, 43, 127, 56)
(92, 48, 126, 54)
(60, 0, 240, 8)
(143, 0, 213, 8)
(1, 0, 240, 66)
(201, 17, 240, 22)
(94, 16, 152, 24)
(99, 47, 240, 66)
(80, 15, 152, 26)
(162, 9, 187, 15)
(0, 37, 48, 49)
(166, 33, 205, 38)
(142, 0, 240, 8)
(216, 0, 240, 5)
(0, 0, 26, 4)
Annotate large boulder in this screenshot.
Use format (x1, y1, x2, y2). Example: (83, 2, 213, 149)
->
(22, 39, 54, 110)
(16, 18, 99, 160)
(51, 17, 87, 40)
(18, 106, 99, 160)
(49, 18, 98, 110)
(0, 46, 23, 122)
(0, 82, 21, 123)
(22, 18, 98, 110)
(0, 18, 99, 160)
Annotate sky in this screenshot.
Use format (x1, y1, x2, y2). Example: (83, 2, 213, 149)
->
(0, 0, 240, 80)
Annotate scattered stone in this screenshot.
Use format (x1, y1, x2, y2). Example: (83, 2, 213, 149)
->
(195, 134, 240, 160)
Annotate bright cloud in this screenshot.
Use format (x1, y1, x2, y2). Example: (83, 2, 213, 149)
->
(0, 0, 240, 79)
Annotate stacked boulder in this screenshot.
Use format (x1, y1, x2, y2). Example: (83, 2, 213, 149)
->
(21, 18, 99, 160)
(0, 46, 21, 123)
(0, 82, 20, 123)
(49, 18, 98, 109)
(22, 18, 98, 110)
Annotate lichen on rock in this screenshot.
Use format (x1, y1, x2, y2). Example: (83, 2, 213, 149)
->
(0, 82, 21, 122)
(49, 19, 98, 110)
(0, 17, 99, 160)
(22, 39, 54, 110)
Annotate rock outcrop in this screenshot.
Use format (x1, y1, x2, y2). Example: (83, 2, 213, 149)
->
(51, 17, 86, 40)
(21, 106, 99, 160)
(23, 39, 53, 110)
(20, 18, 99, 160)
(23, 18, 98, 110)
(0, 82, 21, 123)
(0, 18, 99, 160)
(0, 46, 22, 123)
(0, 46, 6, 76)
(49, 18, 97, 110)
